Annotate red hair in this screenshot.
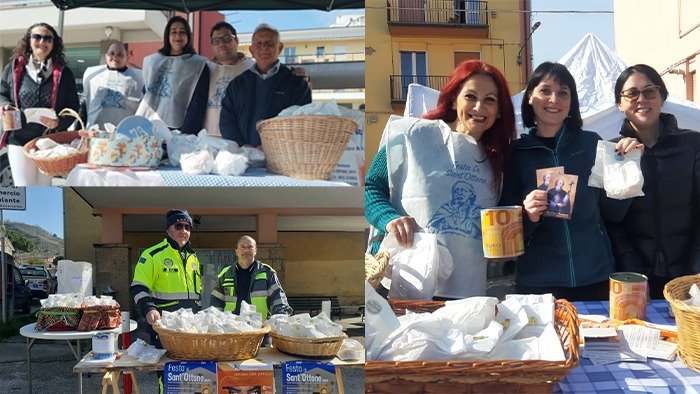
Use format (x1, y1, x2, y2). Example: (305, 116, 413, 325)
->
(423, 60, 516, 191)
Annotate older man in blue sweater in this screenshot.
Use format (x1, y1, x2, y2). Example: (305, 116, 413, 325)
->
(219, 23, 312, 149)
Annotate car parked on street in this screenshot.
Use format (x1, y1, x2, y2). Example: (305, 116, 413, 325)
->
(1, 263, 32, 314)
(18, 265, 55, 299)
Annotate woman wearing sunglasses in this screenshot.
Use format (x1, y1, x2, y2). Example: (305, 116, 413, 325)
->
(0, 22, 79, 186)
(606, 64, 700, 299)
(136, 16, 209, 135)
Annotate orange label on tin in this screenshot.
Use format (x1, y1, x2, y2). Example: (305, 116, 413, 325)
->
(481, 207, 524, 258)
(609, 274, 647, 321)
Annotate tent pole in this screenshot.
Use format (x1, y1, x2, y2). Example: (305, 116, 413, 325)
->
(58, 9, 65, 37)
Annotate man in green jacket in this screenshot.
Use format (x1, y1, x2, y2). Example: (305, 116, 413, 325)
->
(211, 235, 292, 319)
(130, 209, 201, 346)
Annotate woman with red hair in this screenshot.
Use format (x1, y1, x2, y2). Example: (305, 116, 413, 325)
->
(365, 60, 516, 299)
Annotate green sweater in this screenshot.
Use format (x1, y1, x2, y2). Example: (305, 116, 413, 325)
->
(365, 146, 403, 254)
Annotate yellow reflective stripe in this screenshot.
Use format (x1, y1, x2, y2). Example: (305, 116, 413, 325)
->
(251, 296, 268, 319)
(254, 272, 268, 280)
(156, 301, 178, 309)
(250, 290, 268, 298)
(217, 266, 232, 279)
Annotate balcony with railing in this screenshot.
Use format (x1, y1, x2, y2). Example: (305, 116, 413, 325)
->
(390, 74, 449, 103)
(387, 0, 489, 38)
(282, 52, 365, 64)
(281, 52, 365, 90)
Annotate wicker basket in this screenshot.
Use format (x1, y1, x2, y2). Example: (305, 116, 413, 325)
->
(664, 274, 700, 372)
(257, 115, 358, 180)
(270, 331, 347, 358)
(22, 108, 88, 176)
(366, 251, 390, 289)
(365, 299, 580, 393)
(153, 323, 271, 361)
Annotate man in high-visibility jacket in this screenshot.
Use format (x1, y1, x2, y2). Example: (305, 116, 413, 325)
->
(130, 209, 201, 347)
(211, 235, 292, 319)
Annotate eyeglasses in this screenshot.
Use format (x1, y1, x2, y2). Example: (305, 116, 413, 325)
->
(174, 223, 191, 231)
(211, 34, 235, 46)
(30, 34, 54, 43)
(620, 85, 661, 102)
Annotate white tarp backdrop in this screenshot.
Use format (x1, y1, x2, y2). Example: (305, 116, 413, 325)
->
(512, 33, 700, 139)
(404, 33, 700, 141)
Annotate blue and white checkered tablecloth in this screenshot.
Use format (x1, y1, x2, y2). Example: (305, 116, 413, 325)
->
(158, 166, 350, 187)
(554, 300, 700, 393)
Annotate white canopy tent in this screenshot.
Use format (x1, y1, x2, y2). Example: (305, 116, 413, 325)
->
(404, 33, 700, 140)
(511, 33, 700, 139)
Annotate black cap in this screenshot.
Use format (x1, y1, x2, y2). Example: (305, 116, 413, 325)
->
(166, 209, 192, 229)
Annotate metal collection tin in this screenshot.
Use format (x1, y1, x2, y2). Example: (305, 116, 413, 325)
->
(480, 206, 524, 258)
(609, 272, 648, 320)
(1, 108, 21, 131)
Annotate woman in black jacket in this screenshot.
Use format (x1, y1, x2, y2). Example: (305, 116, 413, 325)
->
(0, 22, 79, 186)
(608, 64, 700, 299)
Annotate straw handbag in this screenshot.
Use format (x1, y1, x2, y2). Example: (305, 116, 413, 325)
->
(22, 108, 88, 176)
(664, 274, 700, 372)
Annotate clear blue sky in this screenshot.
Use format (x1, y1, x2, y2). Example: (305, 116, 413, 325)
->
(3, 187, 63, 239)
(531, 0, 614, 67)
(223, 2, 615, 68)
(224, 9, 364, 34)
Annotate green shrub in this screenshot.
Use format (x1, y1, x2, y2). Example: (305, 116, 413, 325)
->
(0, 314, 36, 341)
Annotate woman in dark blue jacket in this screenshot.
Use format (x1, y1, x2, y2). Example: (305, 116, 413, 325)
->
(500, 62, 636, 301)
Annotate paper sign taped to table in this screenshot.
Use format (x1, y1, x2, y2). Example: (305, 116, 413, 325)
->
(164, 361, 217, 394)
(330, 107, 364, 187)
(282, 361, 337, 394)
(217, 362, 273, 394)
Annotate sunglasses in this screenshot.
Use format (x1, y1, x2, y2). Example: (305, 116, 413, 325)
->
(211, 34, 235, 46)
(620, 85, 661, 102)
(174, 223, 191, 231)
(30, 34, 54, 43)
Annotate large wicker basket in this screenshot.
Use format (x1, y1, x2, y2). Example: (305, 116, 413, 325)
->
(22, 108, 87, 176)
(664, 274, 700, 372)
(257, 115, 358, 180)
(365, 299, 580, 393)
(153, 323, 271, 361)
(270, 331, 347, 358)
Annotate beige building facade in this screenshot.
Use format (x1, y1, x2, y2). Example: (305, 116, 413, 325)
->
(614, 0, 699, 102)
(63, 187, 366, 314)
(364, 0, 531, 165)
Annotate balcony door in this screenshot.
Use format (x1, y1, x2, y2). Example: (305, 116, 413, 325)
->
(400, 51, 427, 99)
(398, 0, 426, 23)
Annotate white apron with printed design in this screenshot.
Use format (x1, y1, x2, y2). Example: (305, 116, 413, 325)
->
(136, 53, 207, 129)
(83, 66, 144, 128)
(386, 116, 497, 298)
(204, 58, 255, 137)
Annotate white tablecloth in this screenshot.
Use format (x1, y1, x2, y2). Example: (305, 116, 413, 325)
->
(65, 165, 351, 187)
